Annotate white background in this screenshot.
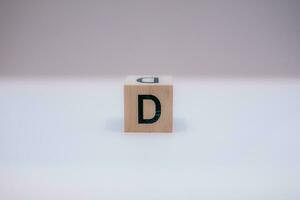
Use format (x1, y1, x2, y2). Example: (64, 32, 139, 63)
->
(0, 78, 299, 199)
(1, 0, 300, 199)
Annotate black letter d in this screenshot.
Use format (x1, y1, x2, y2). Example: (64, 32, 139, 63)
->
(136, 77, 159, 83)
(138, 95, 161, 124)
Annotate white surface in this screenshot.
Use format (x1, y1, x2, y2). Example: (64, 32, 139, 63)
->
(0, 78, 300, 200)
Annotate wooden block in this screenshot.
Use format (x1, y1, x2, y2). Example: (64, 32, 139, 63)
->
(124, 75, 173, 133)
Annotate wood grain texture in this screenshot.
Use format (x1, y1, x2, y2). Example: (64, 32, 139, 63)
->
(124, 76, 173, 133)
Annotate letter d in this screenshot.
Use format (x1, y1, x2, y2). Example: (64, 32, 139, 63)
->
(138, 95, 161, 124)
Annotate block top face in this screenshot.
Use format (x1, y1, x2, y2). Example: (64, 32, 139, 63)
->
(125, 75, 172, 86)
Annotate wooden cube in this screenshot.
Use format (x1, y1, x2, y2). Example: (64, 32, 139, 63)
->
(124, 76, 173, 133)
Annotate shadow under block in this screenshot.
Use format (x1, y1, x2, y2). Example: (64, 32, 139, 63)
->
(124, 76, 173, 133)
